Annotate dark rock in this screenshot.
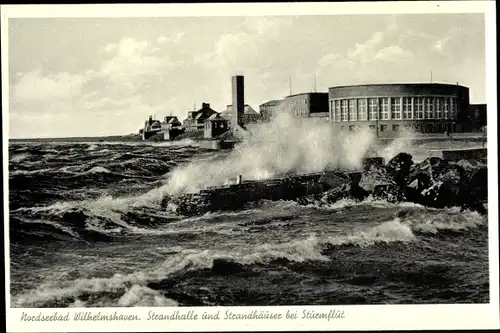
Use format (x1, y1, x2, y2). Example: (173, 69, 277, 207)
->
(459, 163, 487, 214)
(407, 167, 433, 192)
(349, 183, 370, 201)
(358, 165, 396, 193)
(465, 165, 488, 201)
(318, 171, 351, 189)
(320, 182, 352, 204)
(431, 163, 465, 198)
(386, 152, 414, 187)
(373, 183, 405, 202)
(405, 156, 471, 208)
(362, 157, 385, 171)
(419, 180, 458, 208)
(359, 164, 406, 202)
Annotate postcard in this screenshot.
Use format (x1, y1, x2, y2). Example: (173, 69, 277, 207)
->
(2, 1, 499, 332)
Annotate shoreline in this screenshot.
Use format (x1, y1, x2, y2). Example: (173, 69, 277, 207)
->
(9, 134, 487, 144)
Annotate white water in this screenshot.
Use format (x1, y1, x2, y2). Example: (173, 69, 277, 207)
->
(163, 113, 377, 195)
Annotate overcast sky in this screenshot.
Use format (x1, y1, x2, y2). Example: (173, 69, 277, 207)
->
(7, 13, 485, 138)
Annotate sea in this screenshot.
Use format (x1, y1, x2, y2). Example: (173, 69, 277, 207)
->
(7, 132, 489, 308)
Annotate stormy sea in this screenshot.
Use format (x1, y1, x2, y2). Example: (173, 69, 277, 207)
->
(8, 116, 489, 308)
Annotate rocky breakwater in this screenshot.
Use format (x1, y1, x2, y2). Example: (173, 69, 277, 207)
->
(316, 152, 488, 214)
(166, 171, 362, 217)
(163, 153, 487, 217)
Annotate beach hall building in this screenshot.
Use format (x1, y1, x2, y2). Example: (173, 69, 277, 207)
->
(328, 83, 470, 135)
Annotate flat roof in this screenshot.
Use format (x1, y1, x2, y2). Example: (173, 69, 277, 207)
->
(328, 82, 469, 89)
(285, 92, 328, 98)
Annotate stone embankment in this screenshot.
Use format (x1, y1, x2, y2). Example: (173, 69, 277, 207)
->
(164, 153, 487, 217)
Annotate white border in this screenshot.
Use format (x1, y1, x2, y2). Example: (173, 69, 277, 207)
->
(2, 2, 499, 332)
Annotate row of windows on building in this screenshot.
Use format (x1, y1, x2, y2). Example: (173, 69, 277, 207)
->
(331, 96, 458, 122)
(341, 122, 455, 133)
(294, 108, 310, 117)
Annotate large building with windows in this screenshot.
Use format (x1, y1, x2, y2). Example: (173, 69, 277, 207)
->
(275, 92, 329, 120)
(328, 83, 470, 135)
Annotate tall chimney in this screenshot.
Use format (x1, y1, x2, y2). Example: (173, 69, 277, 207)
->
(231, 75, 244, 129)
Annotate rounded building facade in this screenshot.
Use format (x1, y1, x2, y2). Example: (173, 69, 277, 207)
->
(328, 83, 470, 134)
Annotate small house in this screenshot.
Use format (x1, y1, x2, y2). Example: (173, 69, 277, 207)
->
(204, 113, 229, 139)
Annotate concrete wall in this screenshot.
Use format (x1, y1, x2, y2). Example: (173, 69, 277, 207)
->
(334, 119, 458, 136)
(199, 140, 236, 150)
(429, 148, 487, 161)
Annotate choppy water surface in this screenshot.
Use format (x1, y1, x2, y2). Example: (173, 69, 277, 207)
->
(8, 140, 489, 307)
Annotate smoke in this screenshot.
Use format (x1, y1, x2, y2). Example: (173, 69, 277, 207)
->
(163, 113, 377, 195)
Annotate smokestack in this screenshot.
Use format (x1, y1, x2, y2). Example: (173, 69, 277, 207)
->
(231, 75, 244, 129)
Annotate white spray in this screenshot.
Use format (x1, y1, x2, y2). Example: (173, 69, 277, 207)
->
(163, 113, 377, 195)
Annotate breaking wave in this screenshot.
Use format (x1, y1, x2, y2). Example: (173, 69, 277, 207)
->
(12, 206, 486, 308)
(162, 113, 377, 195)
(10, 191, 487, 244)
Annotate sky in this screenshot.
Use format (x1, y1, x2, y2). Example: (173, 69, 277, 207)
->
(7, 13, 486, 138)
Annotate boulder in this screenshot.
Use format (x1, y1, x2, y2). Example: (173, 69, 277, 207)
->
(431, 162, 465, 198)
(404, 156, 480, 209)
(373, 184, 406, 202)
(358, 165, 396, 193)
(349, 183, 371, 201)
(419, 180, 460, 208)
(318, 171, 352, 189)
(465, 165, 488, 200)
(459, 164, 487, 214)
(386, 152, 414, 187)
(320, 182, 352, 204)
(358, 164, 404, 201)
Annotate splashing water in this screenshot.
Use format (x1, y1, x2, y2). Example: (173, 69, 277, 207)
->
(163, 113, 377, 195)
(376, 128, 417, 162)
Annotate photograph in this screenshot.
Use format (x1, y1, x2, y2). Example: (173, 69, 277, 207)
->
(2, 2, 498, 332)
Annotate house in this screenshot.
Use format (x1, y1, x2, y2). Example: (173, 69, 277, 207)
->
(141, 115, 162, 140)
(204, 113, 229, 139)
(160, 116, 184, 140)
(183, 103, 219, 132)
(221, 104, 261, 124)
(162, 116, 182, 129)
